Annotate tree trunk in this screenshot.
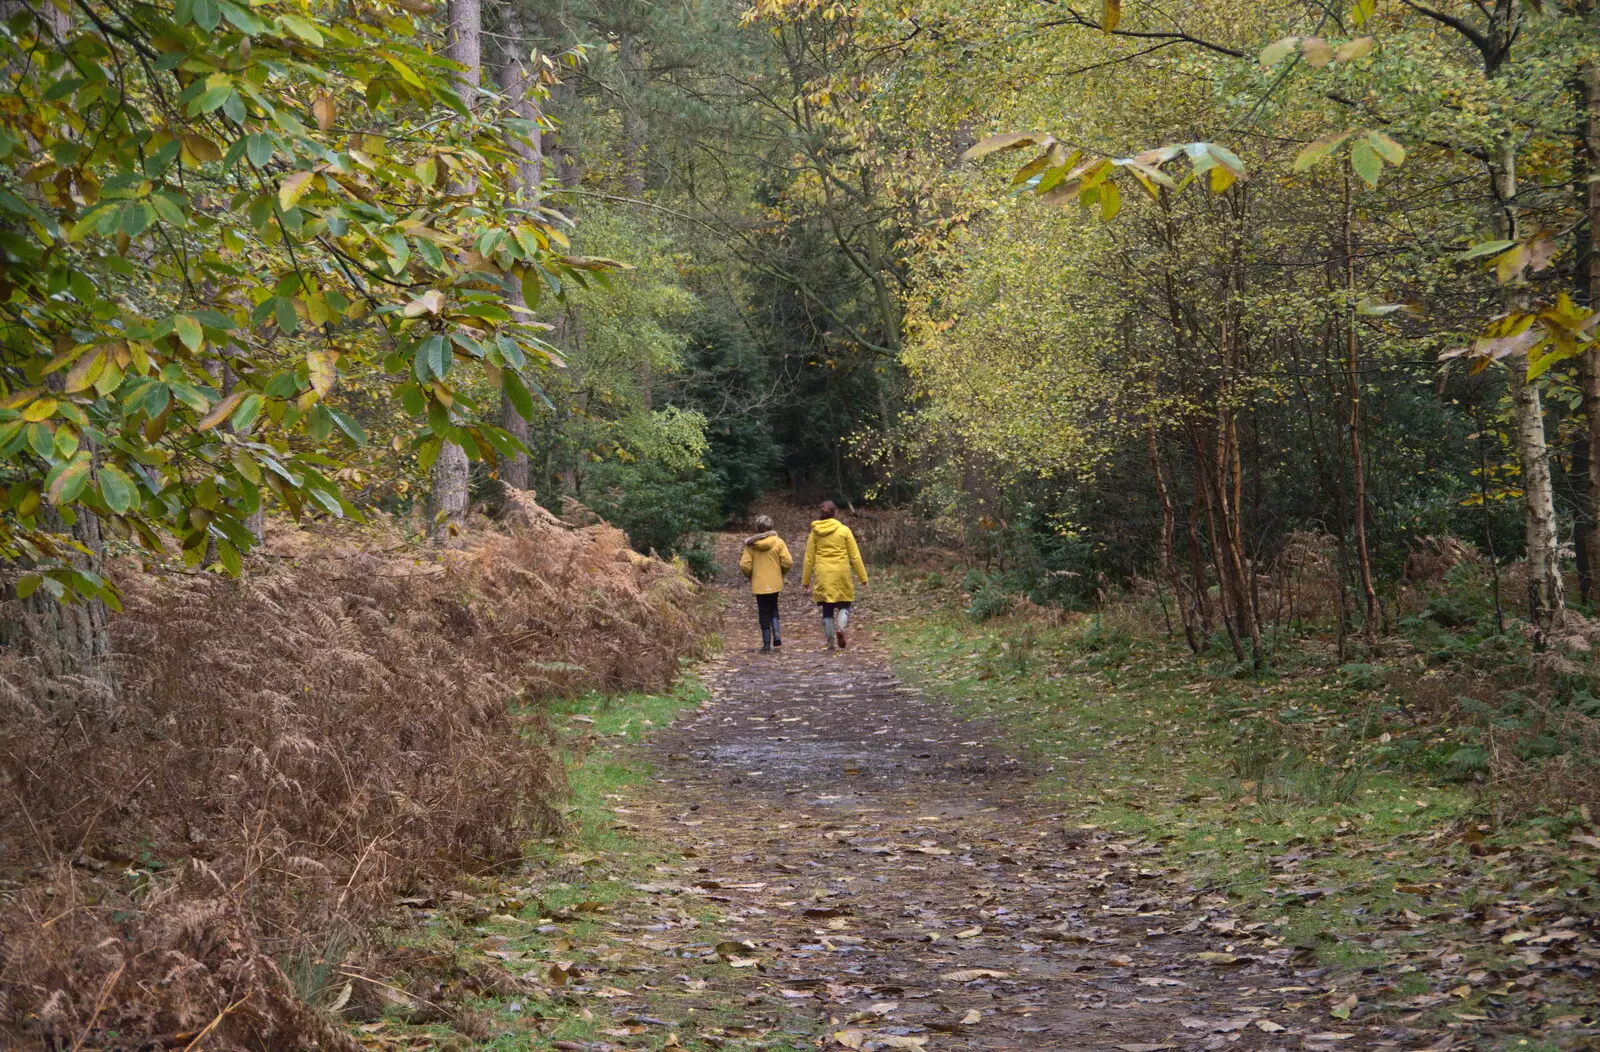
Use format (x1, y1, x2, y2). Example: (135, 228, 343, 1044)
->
(1148, 427, 1199, 652)
(1, 508, 117, 712)
(429, 0, 482, 539)
(497, 2, 541, 493)
(1580, 57, 1600, 601)
(1344, 175, 1379, 639)
(1495, 139, 1565, 638)
(1185, 471, 1215, 641)
(618, 31, 647, 198)
(1511, 354, 1565, 639)
(1193, 424, 1245, 662)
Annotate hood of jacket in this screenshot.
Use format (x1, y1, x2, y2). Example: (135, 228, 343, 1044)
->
(744, 531, 780, 549)
(811, 518, 842, 536)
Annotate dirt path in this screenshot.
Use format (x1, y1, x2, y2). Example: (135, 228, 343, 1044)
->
(619, 537, 1387, 1052)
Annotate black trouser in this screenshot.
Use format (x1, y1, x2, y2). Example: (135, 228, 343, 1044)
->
(819, 601, 852, 618)
(756, 592, 781, 641)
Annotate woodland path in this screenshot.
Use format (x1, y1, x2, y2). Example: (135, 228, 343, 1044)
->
(618, 534, 1386, 1052)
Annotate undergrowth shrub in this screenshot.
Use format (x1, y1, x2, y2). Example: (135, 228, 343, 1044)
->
(0, 511, 710, 1049)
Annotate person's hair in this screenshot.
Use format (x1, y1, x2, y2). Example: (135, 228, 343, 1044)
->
(754, 514, 774, 530)
(819, 500, 838, 518)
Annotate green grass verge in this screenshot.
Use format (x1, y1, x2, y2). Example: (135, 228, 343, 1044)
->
(878, 573, 1599, 1041)
(369, 678, 817, 1051)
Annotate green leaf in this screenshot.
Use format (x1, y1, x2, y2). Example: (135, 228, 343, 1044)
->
(328, 408, 367, 444)
(15, 573, 43, 600)
(430, 334, 451, 378)
(193, 0, 220, 31)
(1351, 138, 1382, 188)
(278, 13, 325, 45)
(521, 267, 544, 309)
(274, 296, 299, 334)
(97, 466, 137, 514)
(1293, 130, 1353, 172)
(1461, 239, 1517, 260)
(504, 371, 536, 422)
(1352, 0, 1377, 26)
(231, 393, 264, 433)
(246, 133, 275, 168)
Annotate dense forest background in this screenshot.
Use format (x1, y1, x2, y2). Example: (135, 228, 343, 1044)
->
(475, 0, 1600, 661)
(5, 0, 1598, 639)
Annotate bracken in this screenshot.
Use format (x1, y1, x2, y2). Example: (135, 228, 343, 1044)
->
(0, 505, 711, 1049)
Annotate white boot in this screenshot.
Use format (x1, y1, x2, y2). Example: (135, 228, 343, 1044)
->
(822, 617, 836, 650)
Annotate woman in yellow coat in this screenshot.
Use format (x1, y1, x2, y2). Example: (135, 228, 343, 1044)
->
(739, 514, 792, 653)
(801, 500, 868, 650)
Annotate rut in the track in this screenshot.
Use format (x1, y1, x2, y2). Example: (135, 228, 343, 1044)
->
(622, 539, 1384, 1052)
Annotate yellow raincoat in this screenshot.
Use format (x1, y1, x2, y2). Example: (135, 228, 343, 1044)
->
(801, 518, 868, 603)
(739, 532, 792, 594)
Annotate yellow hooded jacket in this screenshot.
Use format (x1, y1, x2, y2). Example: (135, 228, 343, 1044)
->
(801, 518, 868, 603)
(739, 532, 792, 594)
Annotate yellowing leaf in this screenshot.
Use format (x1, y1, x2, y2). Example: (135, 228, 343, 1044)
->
(1335, 36, 1374, 62)
(403, 289, 447, 317)
(307, 351, 339, 397)
(279, 170, 316, 210)
(1294, 130, 1353, 172)
(1260, 36, 1300, 65)
(64, 348, 106, 394)
(1100, 179, 1123, 218)
(196, 391, 244, 431)
(181, 133, 223, 164)
(22, 397, 58, 422)
(1351, 138, 1383, 188)
(1494, 244, 1528, 284)
(1301, 36, 1335, 67)
(174, 314, 204, 352)
(962, 131, 1040, 162)
(1101, 0, 1121, 32)
(312, 94, 337, 131)
(1368, 131, 1405, 166)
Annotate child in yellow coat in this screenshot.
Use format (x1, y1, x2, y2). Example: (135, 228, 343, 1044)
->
(739, 514, 792, 652)
(801, 500, 868, 650)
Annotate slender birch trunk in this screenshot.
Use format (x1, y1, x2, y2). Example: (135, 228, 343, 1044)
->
(428, 0, 481, 539)
(1343, 175, 1379, 639)
(498, 3, 542, 492)
(1148, 427, 1199, 652)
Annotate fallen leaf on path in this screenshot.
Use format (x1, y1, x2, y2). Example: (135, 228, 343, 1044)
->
(941, 968, 1009, 981)
(1254, 1019, 1286, 1033)
(1114, 1045, 1177, 1052)
(1188, 952, 1241, 964)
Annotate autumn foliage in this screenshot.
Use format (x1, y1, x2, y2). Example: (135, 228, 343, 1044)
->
(0, 509, 709, 1048)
